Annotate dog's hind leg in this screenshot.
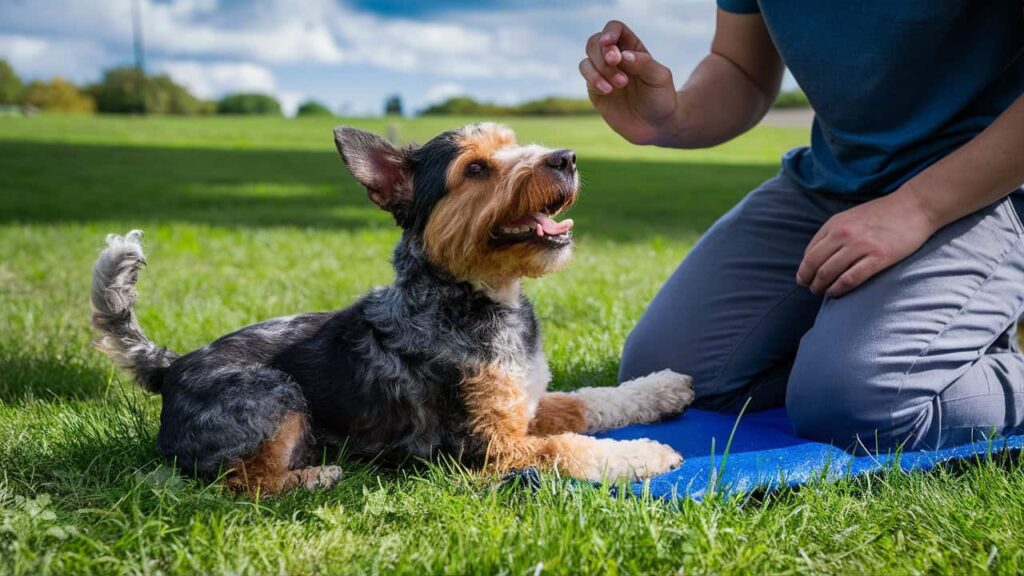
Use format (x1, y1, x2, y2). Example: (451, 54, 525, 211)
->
(531, 370, 695, 435)
(226, 411, 342, 496)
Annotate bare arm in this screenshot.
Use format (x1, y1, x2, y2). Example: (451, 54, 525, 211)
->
(580, 11, 784, 148)
(903, 92, 1024, 231)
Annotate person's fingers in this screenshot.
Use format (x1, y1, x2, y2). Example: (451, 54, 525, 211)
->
(617, 50, 672, 86)
(586, 33, 626, 88)
(579, 58, 613, 95)
(600, 20, 625, 46)
(796, 232, 839, 286)
(809, 247, 862, 295)
(827, 257, 884, 297)
(601, 20, 644, 52)
(604, 43, 622, 67)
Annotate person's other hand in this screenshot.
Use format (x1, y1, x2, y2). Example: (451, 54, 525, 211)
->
(796, 191, 939, 297)
(580, 20, 678, 145)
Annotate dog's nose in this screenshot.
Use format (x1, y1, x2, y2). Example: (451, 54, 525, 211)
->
(545, 149, 576, 174)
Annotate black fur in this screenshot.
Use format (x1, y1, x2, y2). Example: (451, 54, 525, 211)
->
(406, 129, 460, 234)
(158, 236, 539, 478)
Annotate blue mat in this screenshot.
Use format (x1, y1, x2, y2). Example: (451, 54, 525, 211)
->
(597, 408, 1024, 500)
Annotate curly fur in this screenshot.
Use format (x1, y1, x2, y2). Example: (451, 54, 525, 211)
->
(89, 124, 695, 494)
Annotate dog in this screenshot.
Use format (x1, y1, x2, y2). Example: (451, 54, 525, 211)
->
(90, 123, 694, 495)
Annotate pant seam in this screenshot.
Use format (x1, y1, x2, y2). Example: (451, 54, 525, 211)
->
(890, 231, 1024, 430)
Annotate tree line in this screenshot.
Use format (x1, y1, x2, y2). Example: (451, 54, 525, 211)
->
(0, 59, 328, 116)
(0, 58, 808, 117)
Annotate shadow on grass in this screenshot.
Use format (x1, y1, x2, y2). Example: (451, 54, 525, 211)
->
(0, 351, 113, 404)
(0, 140, 779, 241)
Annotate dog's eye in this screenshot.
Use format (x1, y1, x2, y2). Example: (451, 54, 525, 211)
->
(465, 162, 488, 177)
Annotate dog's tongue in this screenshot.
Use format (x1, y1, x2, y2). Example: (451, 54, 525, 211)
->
(532, 213, 574, 237)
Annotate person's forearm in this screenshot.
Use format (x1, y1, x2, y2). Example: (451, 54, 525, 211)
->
(652, 53, 777, 149)
(897, 92, 1024, 229)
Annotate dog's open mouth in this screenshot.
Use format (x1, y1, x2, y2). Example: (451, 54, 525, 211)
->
(490, 201, 574, 248)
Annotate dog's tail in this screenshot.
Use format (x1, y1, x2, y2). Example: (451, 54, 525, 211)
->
(91, 230, 178, 393)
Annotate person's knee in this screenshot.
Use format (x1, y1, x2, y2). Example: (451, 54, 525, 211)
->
(786, 334, 894, 450)
(619, 316, 696, 383)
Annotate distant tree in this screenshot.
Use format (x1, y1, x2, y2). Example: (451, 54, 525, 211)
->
(0, 59, 22, 105)
(384, 94, 403, 116)
(22, 77, 95, 113)
(419, 96, 596, 117)
(420, 96, 503, 116)
(87, 67, 146, 113)
(217, 92, 282, 115)
(146, 74, 211, 115)
(88, 67, 209, 115)
(515, 97, 596, 116)
(296, 100, 334, 117)
(774, 89, 810, 109)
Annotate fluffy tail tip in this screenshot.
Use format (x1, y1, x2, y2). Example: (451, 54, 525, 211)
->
(91, 229, 176, 393)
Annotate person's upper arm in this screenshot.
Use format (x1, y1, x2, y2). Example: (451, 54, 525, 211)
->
(710, 6, 784, 104)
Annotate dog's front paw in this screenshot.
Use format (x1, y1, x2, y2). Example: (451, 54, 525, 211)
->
(652, 369, 695, 414)
(582, 438, 682, 482)
(624, 369, 695, 417)
(625, 439, 683, 480)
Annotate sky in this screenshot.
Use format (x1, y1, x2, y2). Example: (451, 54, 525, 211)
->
(0, 0, 787, 116)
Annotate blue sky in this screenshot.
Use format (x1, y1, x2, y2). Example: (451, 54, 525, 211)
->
(0, 0, 764, 116)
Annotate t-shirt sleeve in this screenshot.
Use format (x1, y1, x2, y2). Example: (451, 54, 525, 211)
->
(717, 0, 760, 14)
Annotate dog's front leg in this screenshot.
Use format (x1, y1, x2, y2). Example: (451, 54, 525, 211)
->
(530, 369, 695, 436)
(462, 364, 682, 481)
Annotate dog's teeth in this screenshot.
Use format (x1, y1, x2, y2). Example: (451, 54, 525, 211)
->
(517, 226, 530, 233)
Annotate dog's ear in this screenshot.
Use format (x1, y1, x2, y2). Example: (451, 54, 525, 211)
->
(333, 127, 412, 219)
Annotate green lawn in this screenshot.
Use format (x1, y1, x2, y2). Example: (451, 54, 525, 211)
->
(1, 114, 1022, 575)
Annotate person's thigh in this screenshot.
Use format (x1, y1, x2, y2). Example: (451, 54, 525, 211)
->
(788, 195, 1024, 451)
(619, 172, 832, 411)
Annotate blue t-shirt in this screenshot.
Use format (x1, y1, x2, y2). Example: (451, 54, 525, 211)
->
(717, 0, 1024, 197)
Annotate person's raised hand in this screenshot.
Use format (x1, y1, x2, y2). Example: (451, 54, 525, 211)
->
(580, 20, 679, 145)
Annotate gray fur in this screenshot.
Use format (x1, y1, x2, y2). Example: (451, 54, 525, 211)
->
(90, 230, 178, 393)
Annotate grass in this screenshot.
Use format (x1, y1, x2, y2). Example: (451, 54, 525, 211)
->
(1, 114, 1022, 575)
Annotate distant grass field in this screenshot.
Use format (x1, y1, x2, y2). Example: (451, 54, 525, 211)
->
(1, 114, 1022, 575)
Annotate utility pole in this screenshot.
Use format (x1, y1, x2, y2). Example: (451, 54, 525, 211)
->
(131, 0, 146, 114)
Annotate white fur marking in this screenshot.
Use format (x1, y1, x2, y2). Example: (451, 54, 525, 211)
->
(570, 369, 695, 434)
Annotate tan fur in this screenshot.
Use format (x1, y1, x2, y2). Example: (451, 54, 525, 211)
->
(537, 434, 683, 481)
(422, 127, 576, 288)
(528, 393, 588, 436)
(461, 363, 683, 481)
(461, 363, 538, 470)
(226, 411, 342, 497)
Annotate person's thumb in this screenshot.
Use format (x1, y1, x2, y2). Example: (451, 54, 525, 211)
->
(618, 50, 672, 87)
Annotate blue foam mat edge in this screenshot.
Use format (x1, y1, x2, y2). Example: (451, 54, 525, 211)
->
(596, 408, 1024, 500)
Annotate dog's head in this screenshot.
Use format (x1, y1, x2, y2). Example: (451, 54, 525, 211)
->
(334, 123, 578, 285)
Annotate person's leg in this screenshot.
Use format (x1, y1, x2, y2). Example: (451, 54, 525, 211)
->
(787, 195, 1024, 451)
(619, 172, 831, 412)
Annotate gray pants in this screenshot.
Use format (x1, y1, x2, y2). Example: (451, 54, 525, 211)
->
(620, 172, 1024, 452)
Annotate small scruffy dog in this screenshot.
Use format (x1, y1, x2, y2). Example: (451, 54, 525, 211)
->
(90, 123, 694, 495)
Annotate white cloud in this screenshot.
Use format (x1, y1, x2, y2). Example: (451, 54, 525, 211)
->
(0, 34, 46, 61)
(0, 34, 113, 83)
(155, 60, 305, 116)
(156, 61, 276, 99)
